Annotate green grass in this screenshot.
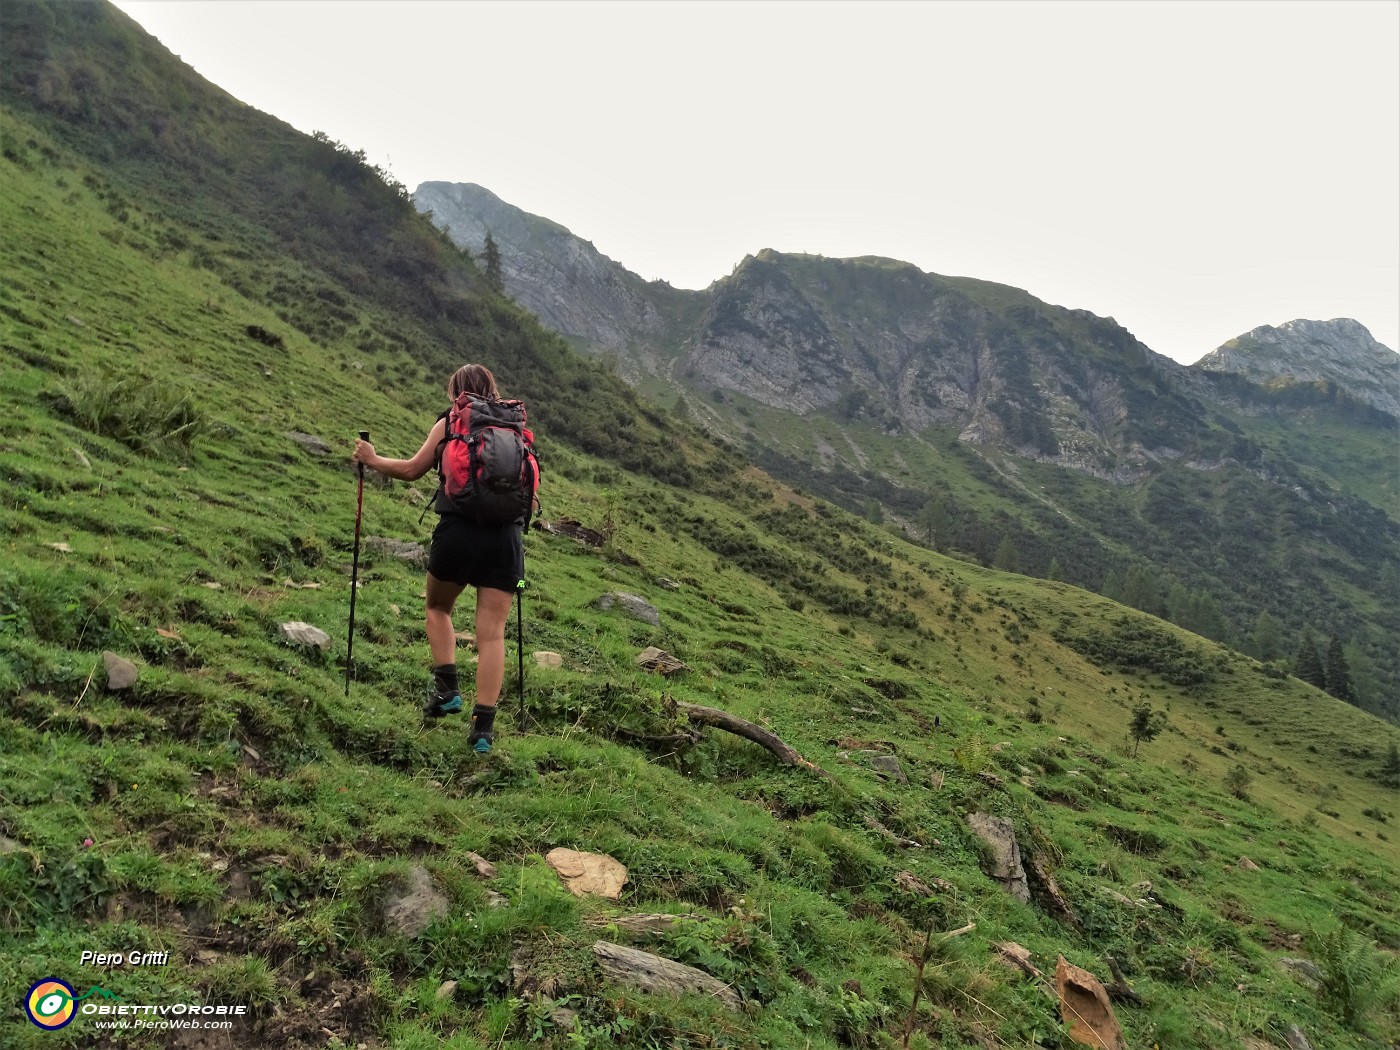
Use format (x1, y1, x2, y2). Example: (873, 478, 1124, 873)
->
(2, 51, 1400, 1050)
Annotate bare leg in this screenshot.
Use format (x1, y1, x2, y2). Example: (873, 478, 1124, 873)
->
(425, 573, 467, 667)
(473, 587, 515, 707)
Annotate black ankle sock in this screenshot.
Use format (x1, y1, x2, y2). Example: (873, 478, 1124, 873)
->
(433, 664, 459, 697)
(471, 704, 496, 735)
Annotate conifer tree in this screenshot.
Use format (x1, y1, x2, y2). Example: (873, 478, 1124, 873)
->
(1293, 632, 1326, 690)
(1324, 634, 1355, 703)
(1249, 610, 1284, 663)
(1380, 743, 1400, 789)
(482, 231, 504, 295)
(1128, 703, 1168, 758)
(917, 499, 949, 551)
(993, 536, 1019, 573)
(1047, 557, 1064, 582)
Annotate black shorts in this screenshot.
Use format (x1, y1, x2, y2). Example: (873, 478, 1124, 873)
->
(427, 515, 523, 593)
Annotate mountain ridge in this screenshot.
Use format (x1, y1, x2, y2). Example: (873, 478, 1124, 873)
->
(4, 5, 1400, 1048)
(416, 180, 1400, 721)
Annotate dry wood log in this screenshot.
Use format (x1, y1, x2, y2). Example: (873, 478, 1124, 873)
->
(675, 702, 837, 781)
(863, 815, 922, 848)
(1103, 955, 1146, 1005)
(593, 941, 741, 1010)
(585, 913, 695, 942)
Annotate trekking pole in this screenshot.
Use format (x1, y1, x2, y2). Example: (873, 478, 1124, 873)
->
(346, 430, 369, 696)
(516, 579, 526, 721)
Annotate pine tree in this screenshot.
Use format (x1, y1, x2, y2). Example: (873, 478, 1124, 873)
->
(1047, 557, 1064, 583)
(993, 536, 1019, 573)
(1380, 743, 1400, 789)
(482, 231, 504, 295)
(1122, 566, 1163, 617)
(1293, 633, 1326, 690)
(917, 500, 950, 551)
(1128, 703, 1168, 758)
(1250, 610, 1285, 663)
(1324, 634, 1355, 703)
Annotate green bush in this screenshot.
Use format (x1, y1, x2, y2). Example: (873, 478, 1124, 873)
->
(53, 369, 205, 457)
(1310, 923, 1400, 1030)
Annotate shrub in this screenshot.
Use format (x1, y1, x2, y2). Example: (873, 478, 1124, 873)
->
(1223, 765, 1251, 799)
(53, 369, 205, 457)
(1310, 923, 1400, 1030)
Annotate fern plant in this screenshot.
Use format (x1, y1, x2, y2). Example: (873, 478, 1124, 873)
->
(1309, 923, 1400, 1031)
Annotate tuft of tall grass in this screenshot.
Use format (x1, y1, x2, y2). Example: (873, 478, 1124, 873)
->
(55, 369, 205, 457)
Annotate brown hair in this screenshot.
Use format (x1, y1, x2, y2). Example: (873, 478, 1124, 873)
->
(448, 363, 499, 400)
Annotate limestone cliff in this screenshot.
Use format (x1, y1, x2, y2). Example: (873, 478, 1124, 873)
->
(1193, 319, 1399, 418)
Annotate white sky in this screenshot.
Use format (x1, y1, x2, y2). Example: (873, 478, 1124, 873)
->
(112, 0, 1399, 365)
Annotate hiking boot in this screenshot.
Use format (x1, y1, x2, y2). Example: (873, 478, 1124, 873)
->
(469, 702, 496, 753)
(424, 692, 463, 719)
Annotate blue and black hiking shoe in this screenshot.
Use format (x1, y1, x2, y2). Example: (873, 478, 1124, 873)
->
(469, 702, 496, 753)
(424, 693, 463, 719)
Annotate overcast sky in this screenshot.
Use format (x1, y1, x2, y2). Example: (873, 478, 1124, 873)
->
(112, 0, 1398, 365)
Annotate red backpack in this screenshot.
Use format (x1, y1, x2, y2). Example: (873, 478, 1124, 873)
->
(434, 392, 540, 530)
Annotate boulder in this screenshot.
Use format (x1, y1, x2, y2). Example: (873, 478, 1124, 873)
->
(280, 622, 332, 650)
(635, 647, 688, 675)
(1055, 955, 1126, 1049)
(286, 431, 332, 456)
(593, 942, 741, 1010)
(533, 651, 564, 669)
(869, 754, 908, 784)
(365, 536, 427, 567)
(597, 592, 660, 626)
(382, 865, 449, 938)
(966, 813, 1029, 903)
(102, 651, 139, 691)
(546, 848, 629, 900)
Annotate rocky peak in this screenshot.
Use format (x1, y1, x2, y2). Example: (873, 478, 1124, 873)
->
(1192, 319, 1399, 417)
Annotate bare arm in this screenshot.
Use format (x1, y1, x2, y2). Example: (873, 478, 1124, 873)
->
(352, 419, 446, 482)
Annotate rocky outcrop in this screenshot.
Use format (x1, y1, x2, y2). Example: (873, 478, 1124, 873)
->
(1193, 318, 1399, 417)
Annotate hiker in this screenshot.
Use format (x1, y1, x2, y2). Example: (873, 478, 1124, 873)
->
(352, 363, 530, 753)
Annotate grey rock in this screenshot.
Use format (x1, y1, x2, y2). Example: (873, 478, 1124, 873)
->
(279, 621, 332, 650)
(102, 651, 139, 691)
(1284, 1024, 1315, 1050)
(635, 647, 688, 676)
(966, 812, 1030, 903)
(286, 431, 333, 456)
(869, 754, 908, 784)
(597, 592, 660, 626)
(365, 536, 427, 567)
(1279, 958, 1323, 985)
(383, 865, 450, 938)
(592, 941, 741, 1011)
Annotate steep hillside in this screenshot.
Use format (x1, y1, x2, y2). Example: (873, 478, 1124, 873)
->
(414, 187, 1400, 722)
(3, 5, 1400, 1050)
(414, 181, 706, 375)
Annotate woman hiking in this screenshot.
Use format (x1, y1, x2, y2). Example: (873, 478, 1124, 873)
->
(352, 363, 528, 753)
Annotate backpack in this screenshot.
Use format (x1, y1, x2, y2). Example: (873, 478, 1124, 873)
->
(433, 392, 540, 529)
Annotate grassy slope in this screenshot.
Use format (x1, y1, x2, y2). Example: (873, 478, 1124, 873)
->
(3, 44, 1400, 1050)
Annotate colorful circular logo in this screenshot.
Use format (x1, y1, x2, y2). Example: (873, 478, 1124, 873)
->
(26, 978, 77, 1029)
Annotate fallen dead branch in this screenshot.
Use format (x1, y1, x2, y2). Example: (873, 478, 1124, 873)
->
(675, 702, 837, 782)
